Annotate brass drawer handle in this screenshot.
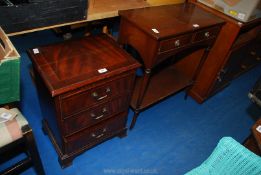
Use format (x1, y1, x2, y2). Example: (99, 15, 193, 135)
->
(91, 92, 108, 101)
(205, 32, 210, 38)
(92, 133, 104, 138)
(92, 87, 111, 100)
(94, 114, 104, 120)
(174, 40, 180, 47)
(250, 51, 256, 56)
(241, 64, 247, 69)
(91, 128, 107, 138)
(97, 95, 108, 100)
(90, 107, 108, 120)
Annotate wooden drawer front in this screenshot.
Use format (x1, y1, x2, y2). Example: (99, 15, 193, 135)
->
(60, 75, 133, 117)
(235, 39, 261, 73)
(65, 113, 126, 153)
(63, 97, 129, 135)
(159, 34, 192, 52)
(193, 26, 220, 42)
(241, 50, 261, 70)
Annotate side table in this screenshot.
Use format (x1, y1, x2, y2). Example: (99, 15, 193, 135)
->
(118, 3, 224, 129)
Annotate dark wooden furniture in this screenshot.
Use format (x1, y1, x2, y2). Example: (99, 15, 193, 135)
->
(252, 119, 261, 153)
(187, 0, 261, 103)
(118, 3, 224, 129)
(28, 34, 140, 168)
(0, 0, 87, 34)
(0, 109, 45, 175)
(244, 119, 261, 156)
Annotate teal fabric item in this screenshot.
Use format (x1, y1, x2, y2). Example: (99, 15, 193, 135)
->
(185, 137, 261, 175)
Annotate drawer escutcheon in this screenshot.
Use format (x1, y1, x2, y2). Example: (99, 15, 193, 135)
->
(174, 40, 180, 47)
(205, 32, 210, 38)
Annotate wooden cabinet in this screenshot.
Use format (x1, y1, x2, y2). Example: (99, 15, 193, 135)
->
(28, 34, 140, 168)
(188, 1, 261, 103)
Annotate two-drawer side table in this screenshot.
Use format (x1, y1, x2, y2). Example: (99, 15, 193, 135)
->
(118, 3, 225, 129)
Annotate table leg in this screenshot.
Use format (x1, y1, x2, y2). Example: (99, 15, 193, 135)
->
(185, 47, 210, 99)
(130, 68, 151, 130)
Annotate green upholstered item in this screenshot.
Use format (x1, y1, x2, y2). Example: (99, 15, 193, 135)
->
(0, 58, 20, 104)
(0, 27, 20, 105)
(185, 137, 261, 175)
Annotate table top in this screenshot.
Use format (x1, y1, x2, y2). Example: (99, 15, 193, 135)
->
(119, 3, 225, 40)
(28, 34, 140, 96)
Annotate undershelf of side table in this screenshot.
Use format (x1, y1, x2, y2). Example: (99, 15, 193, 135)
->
(131, 64, 192, 110)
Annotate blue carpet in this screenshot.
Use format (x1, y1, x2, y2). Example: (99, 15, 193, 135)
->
(1, 30, 261, 175)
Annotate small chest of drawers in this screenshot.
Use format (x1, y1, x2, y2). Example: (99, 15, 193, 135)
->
(28, 34, 140, 168)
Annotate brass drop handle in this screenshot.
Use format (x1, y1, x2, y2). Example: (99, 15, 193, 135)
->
(205, 32, 210, 38)
(97, 95, 108, 101)
(92, 114, 104, 120)
(91, 92, 108, 101)
(241, 64, 247, 69)
(250, 51, 256, 56)
(92, 133, 104, 138)
(91, 128, 107, 138)
(175, 40, 180, 47)
(92, 87, 111, 100)
(90, 107, 108, 120)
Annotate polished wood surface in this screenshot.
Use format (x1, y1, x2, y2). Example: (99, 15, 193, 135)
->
(119, 3, 224, 40)
(28, 34, 139, 97)
(65, 112, 127, 153)
(118, 3, 224, 129)
(131, 64, 192, 109)
(188, 0, 261, 103)
(28, 34, 140, 167)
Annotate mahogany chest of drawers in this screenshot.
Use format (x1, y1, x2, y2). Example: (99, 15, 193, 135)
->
(28, 34, 140, 168)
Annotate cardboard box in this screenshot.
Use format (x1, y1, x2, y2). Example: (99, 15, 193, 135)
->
(198, 0, 261, 22)
(0, 27, 20, 104)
